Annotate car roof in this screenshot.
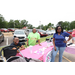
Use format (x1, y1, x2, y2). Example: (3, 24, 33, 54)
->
(15, 29, 25, 31)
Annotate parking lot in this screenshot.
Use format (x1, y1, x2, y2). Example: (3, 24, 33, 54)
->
(0, 36, 13, 47)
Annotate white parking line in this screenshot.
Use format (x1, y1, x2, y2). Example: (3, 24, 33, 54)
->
(6, 38, 8, 45)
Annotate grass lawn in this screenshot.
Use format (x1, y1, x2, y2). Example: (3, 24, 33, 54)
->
(0, 35, 53, 51)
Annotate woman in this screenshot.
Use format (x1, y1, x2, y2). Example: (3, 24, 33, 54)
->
(72, 29, 75, 43)
(51, 26, 72, 62)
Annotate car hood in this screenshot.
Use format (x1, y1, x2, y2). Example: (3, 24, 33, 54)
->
(14, 34, 26, 37)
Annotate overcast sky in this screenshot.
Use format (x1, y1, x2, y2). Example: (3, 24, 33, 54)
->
(0, 12, 75, 27)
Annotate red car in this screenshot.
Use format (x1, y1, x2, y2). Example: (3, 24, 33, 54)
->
(67, 30, 73, 34)
(8, 28, 15, 32)
(37, 30, 48, 37)
(1, 28, 9, 32)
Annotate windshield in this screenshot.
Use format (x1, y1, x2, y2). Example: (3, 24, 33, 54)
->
(50, 30, 55, 32)
(1, 28, 7, 30)
(38, 30, 45, 32)
(2, 28, 7, 30)
(47, 31, 51, 32)
(29, 29, 32, 32)
(68, 30, 73, 32)
(14, 31, 24, 34)
(10, 28, 14, 30)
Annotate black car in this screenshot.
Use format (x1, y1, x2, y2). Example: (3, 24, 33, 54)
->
(0, 31, 4, 43)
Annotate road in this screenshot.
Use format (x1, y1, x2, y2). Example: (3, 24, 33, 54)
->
(0, 36, 75, 62)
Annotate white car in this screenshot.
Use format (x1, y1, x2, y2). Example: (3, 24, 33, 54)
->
(50, 30, 55, 35)
(46, 30, 55, 35)
(46, 31, 52, 35)
(13, 30, 27, 41)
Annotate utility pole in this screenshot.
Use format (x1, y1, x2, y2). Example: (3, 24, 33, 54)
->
(39, 21, 41, 29)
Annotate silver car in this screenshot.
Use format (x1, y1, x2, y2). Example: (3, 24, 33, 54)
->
(13, 30, 27, 41)
(46, 31, 52, 35)
(25, 29, 32, 37)
(0, 31, 4, 43)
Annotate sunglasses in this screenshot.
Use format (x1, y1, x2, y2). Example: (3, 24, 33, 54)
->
(14, 39, 19, 41)
(57, 28, 61, 30)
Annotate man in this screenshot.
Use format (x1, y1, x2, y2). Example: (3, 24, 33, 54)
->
(27, 28, 41, 46)
(10, 37, 25, 53)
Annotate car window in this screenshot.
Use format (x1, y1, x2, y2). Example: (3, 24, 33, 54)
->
(68, 30, 72, 32)
(39, 30, 45, 32)
(14, 31, 24, 34)
(29, 30, 32, 32)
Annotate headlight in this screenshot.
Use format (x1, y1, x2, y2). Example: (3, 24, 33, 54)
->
(41, 32, 43, 34)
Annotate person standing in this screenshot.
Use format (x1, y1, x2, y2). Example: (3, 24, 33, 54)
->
(72, 29, 75, 43)
(27, 28, 41, 46)
(51, 26, 72, 62)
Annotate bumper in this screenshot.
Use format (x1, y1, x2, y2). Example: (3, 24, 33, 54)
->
(19, 38, 26, 41)
(41, 34, 48, 36)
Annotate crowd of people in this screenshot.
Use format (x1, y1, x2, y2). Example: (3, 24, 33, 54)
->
(10, 26, 75, 62)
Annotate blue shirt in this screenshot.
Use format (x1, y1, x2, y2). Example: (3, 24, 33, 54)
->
(53, 32, 70, 47)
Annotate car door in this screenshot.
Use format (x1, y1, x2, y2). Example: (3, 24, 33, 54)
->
(0, 31, 2, 43)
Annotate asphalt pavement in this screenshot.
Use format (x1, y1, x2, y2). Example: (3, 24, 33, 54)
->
(0, 36, 13, 47)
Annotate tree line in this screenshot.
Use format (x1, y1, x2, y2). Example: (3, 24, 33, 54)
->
(0, 14, 75, 31)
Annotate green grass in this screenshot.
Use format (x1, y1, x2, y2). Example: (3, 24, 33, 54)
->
(0, 47, 2, 51)
(40, 35, 53, 43)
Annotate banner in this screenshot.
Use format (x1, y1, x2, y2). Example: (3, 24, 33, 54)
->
(43, 50, 53, 62)
(65, 44, 75, 54)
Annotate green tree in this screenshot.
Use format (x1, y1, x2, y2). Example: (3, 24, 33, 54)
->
(21, 20, 28, 28)
(70, 21, 75, 30)
(14, 20, 21, 28)
(0, 14, 6, 28)
(8, 20, 15, 28)
(57, 21, 63, 26)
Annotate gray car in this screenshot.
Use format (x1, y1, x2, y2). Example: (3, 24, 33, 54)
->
(0, 31, 4, 43)
(25, 29, 32, 37)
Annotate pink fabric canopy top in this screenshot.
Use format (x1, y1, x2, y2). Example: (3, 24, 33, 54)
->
(65, 45, 75, 54)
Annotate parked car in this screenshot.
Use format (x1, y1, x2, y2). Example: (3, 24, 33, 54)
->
(0, 31, 4, 43)
(13, 29, 27, 41)
(8, 28, 15, 32)
(67, 30, 73, 34)
(25, 29, 32, 37)
(1, 28, 9, 32)
(50, 30, 55, 35)
(46, 31, 52, 35)
(37, 30, 48, 37)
